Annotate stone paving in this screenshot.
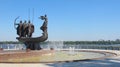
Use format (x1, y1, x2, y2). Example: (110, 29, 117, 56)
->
(0, 49, 120, 67)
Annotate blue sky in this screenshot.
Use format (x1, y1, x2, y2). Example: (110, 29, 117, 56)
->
(0, 0, 120, 41)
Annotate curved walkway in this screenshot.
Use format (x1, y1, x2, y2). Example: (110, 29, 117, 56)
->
(0, 49, 120, 67)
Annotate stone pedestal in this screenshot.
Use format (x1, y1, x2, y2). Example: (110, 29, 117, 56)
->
(25, 42, 41, 50)
(16, 36, 48, 50)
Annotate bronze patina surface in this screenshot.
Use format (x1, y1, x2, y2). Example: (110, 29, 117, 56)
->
(15, 15, 48, 50)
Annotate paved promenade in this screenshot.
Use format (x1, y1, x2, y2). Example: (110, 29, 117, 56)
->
(0, 49, 120, 67)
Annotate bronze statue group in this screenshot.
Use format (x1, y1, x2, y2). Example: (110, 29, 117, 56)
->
(15, 20, 34, 37)
(15, 14, 48, 50)
(15, 14, 48, 38)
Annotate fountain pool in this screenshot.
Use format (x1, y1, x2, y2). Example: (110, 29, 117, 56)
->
(0, 49, 116, 63)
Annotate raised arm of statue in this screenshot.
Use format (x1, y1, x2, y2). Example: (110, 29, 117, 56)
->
(42, 15, 48, 27)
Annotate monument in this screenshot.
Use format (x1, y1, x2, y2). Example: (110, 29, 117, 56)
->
(0, 13, 117, 63)
(14, 14, 48, 50)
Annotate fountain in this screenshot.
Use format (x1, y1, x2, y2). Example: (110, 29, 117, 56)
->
(68, 47, 76, 55)
(0, 14, 117, 63)
(48, 41, 63, 50)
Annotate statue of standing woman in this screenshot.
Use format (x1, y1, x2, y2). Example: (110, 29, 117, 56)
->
(40, 14, 48, 33)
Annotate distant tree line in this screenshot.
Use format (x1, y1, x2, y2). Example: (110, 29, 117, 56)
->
(64, 39, 120, 45)
(0, 41, 23, 44)
(0, 39, 120, 45)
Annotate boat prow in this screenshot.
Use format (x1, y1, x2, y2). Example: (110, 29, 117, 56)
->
(16, 36, 48, 43)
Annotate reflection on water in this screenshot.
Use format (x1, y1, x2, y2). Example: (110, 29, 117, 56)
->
(0, 41, 120, 50)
